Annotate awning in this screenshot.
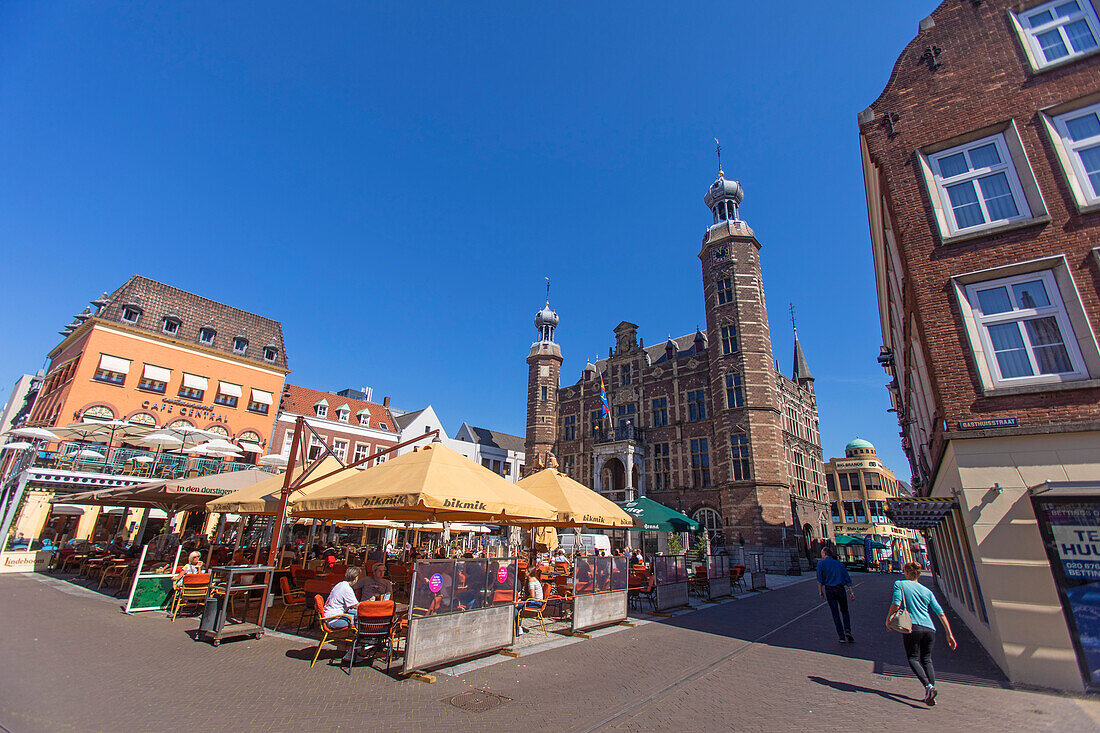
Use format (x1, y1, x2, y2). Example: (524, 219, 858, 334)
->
(49, 504, 85, 516)
(218, 381, 242, 398)
(142, 364, 171, 382)
(834, 534, 863, 546)
(886, 497, 957, 529)
(1030, 480, 1100, 497)
(619, 496, 700, 532)
(251, 388, 273, 406)
(237, 442, 263, 453)
(182, 373, 208, 391)
(98, 354, 131, 374)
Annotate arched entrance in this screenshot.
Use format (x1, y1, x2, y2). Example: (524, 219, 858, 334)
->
(803, 523, 815, 559)
(602, 457, 625, 494)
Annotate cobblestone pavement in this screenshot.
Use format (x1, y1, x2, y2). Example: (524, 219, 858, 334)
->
(1, 571, 1097, 732)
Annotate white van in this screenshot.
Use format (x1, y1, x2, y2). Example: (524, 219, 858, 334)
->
(558, 533, 612, 556)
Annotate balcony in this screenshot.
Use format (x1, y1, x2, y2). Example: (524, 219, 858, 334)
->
(22, 441, 277, 481)
(594, 424, 645, 445)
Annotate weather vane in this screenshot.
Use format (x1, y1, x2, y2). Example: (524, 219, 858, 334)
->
(790, 302, 798, 337)
(715, 137, 723, 176)
(545, 276, 551, 306)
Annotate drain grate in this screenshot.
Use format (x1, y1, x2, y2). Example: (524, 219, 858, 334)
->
(445, 690, 511, 713)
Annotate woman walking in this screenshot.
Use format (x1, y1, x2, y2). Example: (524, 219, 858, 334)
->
(887, 562, 957, 706)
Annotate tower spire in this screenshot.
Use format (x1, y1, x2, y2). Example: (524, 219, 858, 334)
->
(715, 137, 723, 177)
(790, 302, 797, 338)
(545, 276, 551, 306)
(791, 302, 813, 385)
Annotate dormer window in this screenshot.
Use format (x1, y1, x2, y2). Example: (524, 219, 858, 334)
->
(199, 327, 216, 345)
(315, 399, 329, 418)
(233, 337, 248, 355)
(337, 409, 349, 422)
(378, 422, 388, 431)
(263, 346, 278, 362)
(162, 316, 181, 336)
(121, 306, 141, 324)
(357, 411, 370, 426)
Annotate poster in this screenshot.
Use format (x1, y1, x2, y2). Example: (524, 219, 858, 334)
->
(1035, 500, 1100, 688)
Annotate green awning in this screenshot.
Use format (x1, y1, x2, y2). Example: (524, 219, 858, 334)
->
(834, 534, 862, 546)
(620, 496, 700, 532)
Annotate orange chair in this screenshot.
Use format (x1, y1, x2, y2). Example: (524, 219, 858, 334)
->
(300, 579, 336, 630)
(491, 588, 515, 604)
(274, 576, 308, 631)
(309, 596, 356, 668)
(170, 573, 211, 620)
(346, 600, 397, 673)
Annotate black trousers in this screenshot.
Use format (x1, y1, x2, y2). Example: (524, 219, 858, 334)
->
(824, 585, 851, 637)
(903, 624, 936, 687)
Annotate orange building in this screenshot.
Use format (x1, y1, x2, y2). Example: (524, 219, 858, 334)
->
(11, 275, 289, 542)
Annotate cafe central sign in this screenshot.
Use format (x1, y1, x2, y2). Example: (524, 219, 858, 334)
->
(140, 396, 230, 424)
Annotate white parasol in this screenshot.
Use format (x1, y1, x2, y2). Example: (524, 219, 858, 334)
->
(6, 427, 59, 442)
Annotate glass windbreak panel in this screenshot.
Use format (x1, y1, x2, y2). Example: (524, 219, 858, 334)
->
(610, 557, 628, 591)
(454, 560, 487, 611)
(409, 560, 456, 618)
(574, 557, 596, 595)
(708, 555, 730, 580)
(593, 557, 612, 593)
(487, 559, 517, 606)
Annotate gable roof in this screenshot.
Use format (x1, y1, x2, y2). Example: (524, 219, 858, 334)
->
(393, 407, 428, 431)
(93, 275, 287, 369)
(587, 332, 703, 376)
(281, 384, 395, 431)
(460, 424, 526, 453)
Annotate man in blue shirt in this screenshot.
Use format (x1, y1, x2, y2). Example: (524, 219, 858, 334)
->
(817, 546, 856, 643)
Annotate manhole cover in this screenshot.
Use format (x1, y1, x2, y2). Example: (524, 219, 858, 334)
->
(445, 690, 511, 713)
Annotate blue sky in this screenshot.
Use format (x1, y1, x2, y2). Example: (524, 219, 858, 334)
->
(0, 1, 940, 477)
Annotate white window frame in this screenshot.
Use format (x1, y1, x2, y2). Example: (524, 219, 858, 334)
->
(1011, 0, 1100, 72)
(281, 430, 294, 456)
(358, 413, 370, 426)
(162, 317, 180, 336)
(198, 327, 215, 345)
(955, 264, 1095, 390)
(315, 404, 328, 418)
(332, 439, 348, 461)
(928, 134, 1031, 236)
(337, 409, 349, 423)
(1048, 100, 1100, 210)
(353, 443, 371, 464)
(233, 337, 248, 355)
(121, 306, 140, 324)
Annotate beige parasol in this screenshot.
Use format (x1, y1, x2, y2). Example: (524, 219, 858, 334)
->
(515, 469, 634, 528)
(205, 456, 348, 515)
(292, 442, 557, 523)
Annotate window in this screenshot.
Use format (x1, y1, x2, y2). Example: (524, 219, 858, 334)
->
(929, 134, 1031, 235)
(1051, 101, 1100, 207)
(214, 381, 241, 408)
(792, 451, 807, 496)
(716, 277, 734, 305)
(162, 316, 181, 336)
(725, 375, 744, 408)
(93, 365, 127, 386)
(337, 409, 349, 422)
(541, 386, 548, 402)
(730, 432, 750, 481)
(687, 390, 706, 421)
(720, 324, 738, 355)
(620, 364, 632, 386)
(178, 373, 207, 401)
(651, 397, 668, 427)
(690, 438, 710, 487)
(281, 430, 294, 456)
(308, 436, 325, 461)
(358, 412, 370, 426)
(332, 439, 348, 461)
(263, 346, 278, 362)
(590, 410, 603, 436)
(563, 415, 576, 441)
(831, 501, 841, 523)
(652, 442, 671, 490)
(378, 422, 388, 431)
(199, 327, 216, 345)
(1015, 0, 1100, 70)
(353, 443, 371, 464)
(825, 472, 836, 493)
(616, 403, 636, 428)
(868, 500, 888, 524)
(248, 388, 272, 414)
(840, 472, 861, 492)
(374, 452, 387, 466)
(121, 306, 141, 324)
(563, 455, 575, 478)
(316, 404, 328, 418)
(693, 508, 722, 535)
(962, 270, 1087, 386)
(843, 501, 866, 523)
(137, 363, 169, 393)
(233, 337, 248, 355)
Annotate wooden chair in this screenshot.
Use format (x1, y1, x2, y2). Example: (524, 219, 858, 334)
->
(309, 596, 355, 668)
(346, 600, 397, 673)
(170, 573, 211, 620)
(97, 560, 133, 591)
(274, 576, 308, 632)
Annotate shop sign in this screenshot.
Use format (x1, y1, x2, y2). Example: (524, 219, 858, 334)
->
(1052, 524, 1100, 580)
(957, 417, 1018, 430)
(0, 551, 53, 574)
(140, 398, 229, 424)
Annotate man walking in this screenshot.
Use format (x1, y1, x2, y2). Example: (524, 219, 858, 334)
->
(817, 546, 855, 643)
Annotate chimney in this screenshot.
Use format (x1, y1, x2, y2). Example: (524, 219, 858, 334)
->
(383, 396, 390, 408)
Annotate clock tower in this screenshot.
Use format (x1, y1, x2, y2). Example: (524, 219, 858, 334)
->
(524, 297, 562, 474)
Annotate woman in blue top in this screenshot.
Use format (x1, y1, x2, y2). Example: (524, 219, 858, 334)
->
(887, 562, 958, 706)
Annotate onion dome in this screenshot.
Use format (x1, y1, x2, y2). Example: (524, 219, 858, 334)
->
(704, 172, 744, 223)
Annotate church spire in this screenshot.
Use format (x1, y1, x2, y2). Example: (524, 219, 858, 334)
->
(790, 303, 814, 385)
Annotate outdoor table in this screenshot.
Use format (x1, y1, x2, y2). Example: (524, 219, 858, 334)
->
(199, 565, 275, 646)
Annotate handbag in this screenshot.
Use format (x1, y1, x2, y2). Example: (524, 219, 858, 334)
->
(887, 581, 913, 634)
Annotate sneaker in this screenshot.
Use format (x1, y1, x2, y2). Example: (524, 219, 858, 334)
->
(925, 685, 937, 706)
(838, 636, 850, 643)
(845, 633, 855, 643)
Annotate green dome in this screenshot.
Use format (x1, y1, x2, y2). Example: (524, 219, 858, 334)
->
(845, 438, 875, 453)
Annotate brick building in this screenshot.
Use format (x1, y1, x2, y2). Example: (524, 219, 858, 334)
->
(860, 0, 1100, 692)
(525, 173, 830, 568)
(270, 385, 399, 466)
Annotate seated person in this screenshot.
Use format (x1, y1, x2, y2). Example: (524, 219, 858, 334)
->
(322, 567, 366, 662)
(515, 568, 544, 635)
(354, 562, 393, 601)
(173, 551, 204, 588)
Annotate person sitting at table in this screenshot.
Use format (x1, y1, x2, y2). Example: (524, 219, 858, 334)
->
(354, 562, 393, 601)
(552, 547, 568, 564)
(515, 567, 544, 635)
(322, 567, 367, 662)
(173, 551, 204, 589)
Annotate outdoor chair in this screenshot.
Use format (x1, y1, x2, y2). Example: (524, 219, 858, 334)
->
(689, 567, 709, 598)
(520, 592, 549, 635)
(170, 573, 211, 620)
(274, 576, 308, 632)
(541, 581, 568, 619)
(309, 596, 355, 668)
(346, 600, 397, 674)
(97, 560, 133, 591)
(730, 566, 746, 593)
(299, 579, 335, 630)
